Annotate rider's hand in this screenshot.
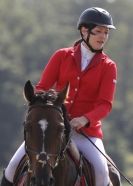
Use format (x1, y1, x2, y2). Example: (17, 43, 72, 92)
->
(70, 116, 89, 130)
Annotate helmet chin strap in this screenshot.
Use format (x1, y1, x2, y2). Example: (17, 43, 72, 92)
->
(80, 31, 103, 53)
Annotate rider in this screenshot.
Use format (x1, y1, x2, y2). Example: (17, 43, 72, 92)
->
(1, 7, 117, 186)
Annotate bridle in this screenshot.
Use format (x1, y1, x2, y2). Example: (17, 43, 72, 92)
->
(24, 102, 71, 175)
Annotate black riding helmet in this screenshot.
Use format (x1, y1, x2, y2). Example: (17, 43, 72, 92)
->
(77, 7, 116, 52)
(77, 7, 116, 30)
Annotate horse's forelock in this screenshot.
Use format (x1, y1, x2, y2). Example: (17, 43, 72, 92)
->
(45, 89, 58, 102)
(29, 89, 58, 106)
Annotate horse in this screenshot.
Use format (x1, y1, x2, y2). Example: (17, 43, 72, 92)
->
(14, 80, 95, 186)
(14, 80, 121, 186)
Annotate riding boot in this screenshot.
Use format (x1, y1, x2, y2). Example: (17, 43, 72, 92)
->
(0, 174, 13, 186)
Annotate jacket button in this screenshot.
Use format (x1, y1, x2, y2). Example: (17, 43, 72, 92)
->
(75, 88, 78, 92)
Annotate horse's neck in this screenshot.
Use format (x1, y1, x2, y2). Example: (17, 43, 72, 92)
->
(67, 141, 80, 164)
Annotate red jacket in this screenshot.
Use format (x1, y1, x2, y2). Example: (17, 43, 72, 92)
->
(35, 44, 117, 138)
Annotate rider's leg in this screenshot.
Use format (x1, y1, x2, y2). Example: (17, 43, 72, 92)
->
(2, 142, 25, 184)
(71, 130, 110, 186)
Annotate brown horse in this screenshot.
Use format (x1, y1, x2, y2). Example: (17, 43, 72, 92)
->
(14, 80, 121, 186)
(14, 80, 95, 186)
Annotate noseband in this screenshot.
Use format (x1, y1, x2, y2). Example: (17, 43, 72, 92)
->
(24, 102, 71, 174)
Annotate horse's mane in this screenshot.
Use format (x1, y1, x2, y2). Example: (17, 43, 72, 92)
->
(61, 104, 71, 142)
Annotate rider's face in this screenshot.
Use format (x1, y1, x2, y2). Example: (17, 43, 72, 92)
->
(81, 25, 110, 50)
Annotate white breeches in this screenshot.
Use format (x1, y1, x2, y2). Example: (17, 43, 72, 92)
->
(5, 142, 25, 182)
(71, 130, 110, 186)
(5, 132, 109, 186)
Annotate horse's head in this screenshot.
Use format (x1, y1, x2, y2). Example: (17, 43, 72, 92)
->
(23, 80, 70, 186)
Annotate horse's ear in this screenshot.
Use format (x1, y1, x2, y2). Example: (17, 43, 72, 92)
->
(24, 80, 35, 102)
(56, 82, 69, 105)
